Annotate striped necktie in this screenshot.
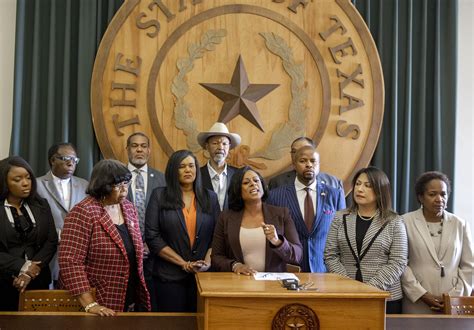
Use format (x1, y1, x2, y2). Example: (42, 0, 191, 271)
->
(134, 169, 146, 236)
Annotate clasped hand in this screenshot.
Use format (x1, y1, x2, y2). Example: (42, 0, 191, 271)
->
(13, 261, 42, 292)
(182, 260, 210, 273)
(421, 292, 444, 312)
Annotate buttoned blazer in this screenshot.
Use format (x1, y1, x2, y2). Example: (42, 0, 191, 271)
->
(36, 172, 89, 230)
(324, 210, 408, 300)
(200, 164, 237, 210)
(211, 203, 303, 272)
(0, 197, 58, 280)
(127, 167, 166, 207)
(266, 181, 345, 272)
(268, 170, 344, 192)
(58, 196, 150, 312)
(145, 187, 220, 281)
(401, 208, 473, 313)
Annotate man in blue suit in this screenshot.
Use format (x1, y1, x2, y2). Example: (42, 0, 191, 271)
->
(267, 146, 346, 272)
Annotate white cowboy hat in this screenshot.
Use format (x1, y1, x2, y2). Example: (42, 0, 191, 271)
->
(197, 122, 241, 149)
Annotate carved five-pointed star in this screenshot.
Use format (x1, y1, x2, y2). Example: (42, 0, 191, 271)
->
(200, 55, 279, 132)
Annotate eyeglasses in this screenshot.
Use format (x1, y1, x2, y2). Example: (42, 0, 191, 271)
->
(112, 180, 131, 191)
(55, 155, 80, 164)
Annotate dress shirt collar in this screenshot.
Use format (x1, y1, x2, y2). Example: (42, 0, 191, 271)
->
(128, 163, 148, 175)
(294, 177, 317, 191)
(207, 161, 227, 179)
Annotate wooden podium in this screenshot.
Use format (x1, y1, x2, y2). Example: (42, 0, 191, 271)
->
(196, 272, 390, 329)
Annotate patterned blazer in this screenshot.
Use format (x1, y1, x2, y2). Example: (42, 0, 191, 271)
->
(266, 181, 345, 272)
(324, 210, 408, 300)
(402, 209, 473, 313)
(59, 196, 150, 312)
(200, 164, 237, 210)
(211, 203, 303, 272)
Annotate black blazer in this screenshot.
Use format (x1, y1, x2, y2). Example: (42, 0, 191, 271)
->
(145, 187, 220, 281)
(0, 197, 58, 280)
(200, 164, 237, 210)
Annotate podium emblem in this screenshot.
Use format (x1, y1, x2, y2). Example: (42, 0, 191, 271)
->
(272, 303, 319, 330)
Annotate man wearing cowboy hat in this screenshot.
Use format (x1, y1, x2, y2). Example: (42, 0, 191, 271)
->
(197, 122, 241, 210)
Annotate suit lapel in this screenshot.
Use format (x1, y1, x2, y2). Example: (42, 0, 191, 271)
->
(43, 173, 68, 211)
(344, 213, 359, 255)
(200, 166, 213, 191)
(413, 209, 439, 263)
(175, 208, 191, 247)
(287, 185, 305, 227)
(145, 170, 156, 205)
(438, 212, 453, 261)
(312, 182, 327, 234)
(97, 204, 128, 259)
(360, 213, 383, 253)
(0, 207, 8, 249)
(262, 204, 275, 268)
(69, 177, 84, 209)
(228, 211, 244, 262)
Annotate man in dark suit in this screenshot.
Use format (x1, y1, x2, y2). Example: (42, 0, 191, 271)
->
(197, 122, 241, 210)
(125, 132, 165, 308)
(268, 137, 343, 191)
(266, 146, 346, 272)
(36, 142, 88, 287)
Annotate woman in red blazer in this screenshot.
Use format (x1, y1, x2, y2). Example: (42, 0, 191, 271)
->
(59, 160, 150, 315)
(212, 166, 302, 274)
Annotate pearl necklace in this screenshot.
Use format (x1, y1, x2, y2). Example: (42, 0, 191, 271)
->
(357, 211, 377, 221)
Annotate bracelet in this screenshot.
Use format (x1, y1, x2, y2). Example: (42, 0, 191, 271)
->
(20, 272, 32, 279)
(231, 261, 242, 272)
(84, 302, 99, 313)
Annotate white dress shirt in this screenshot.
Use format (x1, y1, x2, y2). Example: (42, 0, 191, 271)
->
(207, 162, 228, 210)
(294, 177, 317, 218)
(52, 173, 71, 210)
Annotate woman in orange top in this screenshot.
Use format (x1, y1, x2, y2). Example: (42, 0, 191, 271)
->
(145, 150, 220, 312)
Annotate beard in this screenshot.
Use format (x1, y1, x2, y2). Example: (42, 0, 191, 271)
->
(212, 153, 226, 164)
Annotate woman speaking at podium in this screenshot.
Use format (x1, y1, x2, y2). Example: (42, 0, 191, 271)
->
(324, 167, 408, 314)
(211, 166, 302, 275)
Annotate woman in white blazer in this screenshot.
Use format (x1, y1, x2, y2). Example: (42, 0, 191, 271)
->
(402, 171, 473, 314)
(324, 167, 408, 314)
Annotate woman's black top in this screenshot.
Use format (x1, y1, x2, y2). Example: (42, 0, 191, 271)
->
(355, 215, 372, 254)
(115, 223, 139, 311)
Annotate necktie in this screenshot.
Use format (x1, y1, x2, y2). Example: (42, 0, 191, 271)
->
(304, 187, 314, 231)
(134, 169, 146, 236)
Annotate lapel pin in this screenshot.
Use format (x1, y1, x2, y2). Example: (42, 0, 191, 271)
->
(150, 173, 154, 177)
(321, 192, 326, 196)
